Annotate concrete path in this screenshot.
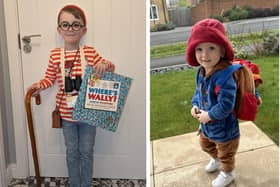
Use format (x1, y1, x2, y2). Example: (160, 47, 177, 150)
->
(151, 55, 185, 69)
(151, 122, 278, 187)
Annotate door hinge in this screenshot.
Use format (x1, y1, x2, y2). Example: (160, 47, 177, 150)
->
(17, 33, 21, 49)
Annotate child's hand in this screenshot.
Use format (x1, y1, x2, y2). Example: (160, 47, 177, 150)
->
(197, 110, 211, 124)
(257, 96, 262, 105)
(94, 60, 110, 77)
(27, 82, 41, 97)
(191, 106, 200, 119)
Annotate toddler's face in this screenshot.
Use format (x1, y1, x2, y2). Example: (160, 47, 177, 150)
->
(57, 11, 87, 45)
(195, 42, 224, 72)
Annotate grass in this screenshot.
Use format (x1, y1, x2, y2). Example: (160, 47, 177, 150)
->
(151, 69, 197, 140)
(252, 55, 279, 144)
(150, 30, 278, 59)
(150, 55, 279, 144)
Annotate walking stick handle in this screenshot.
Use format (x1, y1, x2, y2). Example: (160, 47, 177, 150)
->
(25, 89, 42, 187)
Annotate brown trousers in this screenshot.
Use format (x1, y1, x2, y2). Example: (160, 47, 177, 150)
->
(199, 132, 240, 172)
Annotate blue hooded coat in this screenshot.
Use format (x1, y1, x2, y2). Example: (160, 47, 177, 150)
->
(192, 64, 241, 142)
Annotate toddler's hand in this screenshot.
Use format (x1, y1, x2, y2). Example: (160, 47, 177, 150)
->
(257, 97, 262, 105)
(27, 82, 41, 97)
(191, 106, 200, 119)
(197, 110, 211, 124)
(94, 60, 110, 77)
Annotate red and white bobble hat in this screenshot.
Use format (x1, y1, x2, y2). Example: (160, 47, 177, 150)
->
(57, 5, 87, 26)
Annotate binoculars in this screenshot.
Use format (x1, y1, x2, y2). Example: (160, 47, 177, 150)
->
(65, 76, 82, 92)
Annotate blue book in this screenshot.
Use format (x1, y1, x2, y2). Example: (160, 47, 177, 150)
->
(72, 66, 132, 132)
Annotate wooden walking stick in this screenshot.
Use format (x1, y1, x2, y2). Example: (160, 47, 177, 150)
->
(25, 89, 42, 186)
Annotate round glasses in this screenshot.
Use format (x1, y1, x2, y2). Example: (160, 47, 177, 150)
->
(59, 21, 84, 31)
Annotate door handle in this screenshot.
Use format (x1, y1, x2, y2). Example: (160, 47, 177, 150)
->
(22, 34, 41, 53)
(22, 34, 41, 44)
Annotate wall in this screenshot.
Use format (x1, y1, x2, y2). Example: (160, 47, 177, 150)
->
(168, 7, 192, 26)
(0, 0, 16, 167)
(150, 0, 169, 29)
(191, 0, 279, 24)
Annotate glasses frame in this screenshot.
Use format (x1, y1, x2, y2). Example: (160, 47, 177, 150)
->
(58, 21, 84, 31)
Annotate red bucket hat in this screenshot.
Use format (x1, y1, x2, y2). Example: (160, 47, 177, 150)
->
(186, 19, 234, 67)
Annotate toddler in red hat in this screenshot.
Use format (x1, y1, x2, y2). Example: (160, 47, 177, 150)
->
(187, 19, 243, 187)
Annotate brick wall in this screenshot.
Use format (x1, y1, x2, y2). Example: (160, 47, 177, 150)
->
(150, 0, 169, 29)
(191, 0, 279, 24)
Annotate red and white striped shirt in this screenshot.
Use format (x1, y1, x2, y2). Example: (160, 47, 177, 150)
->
(39, 46, 115, 121)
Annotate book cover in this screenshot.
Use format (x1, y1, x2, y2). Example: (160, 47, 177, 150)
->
(72, 66, 132, 132)
(85, 79, 121, 112)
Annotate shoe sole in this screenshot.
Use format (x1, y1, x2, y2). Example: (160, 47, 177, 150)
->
(212, 177, 235, 187)
(206, 168, 219, 173)
(205, 164, 220, 173)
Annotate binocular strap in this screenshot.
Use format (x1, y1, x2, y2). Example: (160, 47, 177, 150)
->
(60, 46, 87, 90)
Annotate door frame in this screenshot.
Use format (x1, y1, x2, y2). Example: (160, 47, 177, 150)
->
(3, 0, 30, 178)
(0, 111, 8, 187)
(0, 0, 10, 184)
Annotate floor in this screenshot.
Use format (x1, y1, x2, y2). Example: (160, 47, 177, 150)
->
(9, 177, 145, 187)
(151, 121, 279, 187)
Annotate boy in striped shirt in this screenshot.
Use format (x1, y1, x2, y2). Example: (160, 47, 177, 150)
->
(28, 5, 115, 187)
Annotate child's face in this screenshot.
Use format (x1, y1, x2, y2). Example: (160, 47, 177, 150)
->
(195, 42, 225, 72)
(57, 11, 87, 46)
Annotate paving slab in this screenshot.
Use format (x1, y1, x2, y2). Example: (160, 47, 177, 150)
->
(238, 121, 275, 151)
(153, 128, 206, 174)
(150, 175, 154, 187)
(151, 142, 154, 175)
(153, 146, 278, 187)
(152, 122, 275, 174)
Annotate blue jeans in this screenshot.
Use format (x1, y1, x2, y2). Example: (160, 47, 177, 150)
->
(62, 120, 96, 187)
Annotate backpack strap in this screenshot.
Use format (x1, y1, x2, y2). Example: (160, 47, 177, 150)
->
(214, 64, 242, 95)
(60, 46, 87, 89)
(216, 64, 243, 86)
(215, 64, 258, 121)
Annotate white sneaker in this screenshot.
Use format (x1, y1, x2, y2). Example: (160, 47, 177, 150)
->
(205, 158, 220, 172)
(212, 171, 235, 187)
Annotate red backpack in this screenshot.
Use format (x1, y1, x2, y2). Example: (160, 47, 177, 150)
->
(214, 62, 258, 121)
(233, 59, 263, 87)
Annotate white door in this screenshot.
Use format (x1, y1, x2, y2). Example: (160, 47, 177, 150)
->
(17, 0, 146, 178)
